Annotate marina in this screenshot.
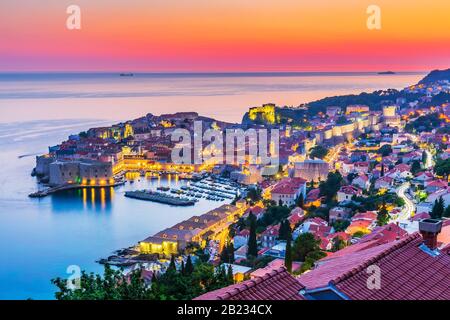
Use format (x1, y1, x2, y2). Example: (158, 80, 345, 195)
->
(124, 190, 196, 206)
(123, 175, 242, 205)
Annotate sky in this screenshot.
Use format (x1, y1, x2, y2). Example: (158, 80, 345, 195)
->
(1, 0, 450, 72)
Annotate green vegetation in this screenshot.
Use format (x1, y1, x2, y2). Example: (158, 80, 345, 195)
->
(405, 113, 443, 133)
(378, 144, 393, 157)
(278, 220, 291, 241)
(220, 241, 235, 264)
(284, 227, 293, 273)
(434, 158, 450, 177)
(309, 145, 329, 160)
(52, 260, 233, 300)
(332, 219, 350, 232)
(331, 236, 347, 252)
(411, 160, 422, 175)
(354, 192, 404, 212)
(319, 171, 343, 203)
(291, 233, 326, 273)
(246, 187, 262, 203)
(444, 205, 450, 218)
(422, 151, 428, 166)
(377, 200, 390, 226)
(260, 205, 290, 227)
(431, 196, 445, 219)
(247, 212, 258, 258)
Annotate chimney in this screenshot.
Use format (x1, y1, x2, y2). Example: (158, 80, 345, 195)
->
(419, 219, 443, 250)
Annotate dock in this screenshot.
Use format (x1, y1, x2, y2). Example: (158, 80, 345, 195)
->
(124, 190, 196, 206)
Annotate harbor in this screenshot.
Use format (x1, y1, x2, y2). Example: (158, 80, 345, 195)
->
(124, 190, 196, 206)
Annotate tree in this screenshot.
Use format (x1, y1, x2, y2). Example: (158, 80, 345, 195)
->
(220, 241, 235, 264)
(377, 200, 390, 226)
(296, 194, 304, 208)
(300, 250, 327, 273)
(444, 205, 450, 218)
(247, 187, 262, 203)
(319, 171, 343, 203)
(411, 160, 422, 175)
(226, 265, 234, 284)
(431, 196, 445, 219)
(309, 145, 329, 160)
(247, 213, 258, 258)
(332, 219, 350, 232)
(434, 158, 450, 177)
(422, 151, 428, 166)
(285, 227, 293, 273)
(378, 144, 392, 157)
(260, 205, 290, 226)
(292, 232, 321, 262)
(331, 236, 347, 252)
(168, 255, 176, 271)
(185, 255, 194, 275)
(180, 260, 185, 275)
(278, 220, 291, 241)
(53, 260, 234, 300)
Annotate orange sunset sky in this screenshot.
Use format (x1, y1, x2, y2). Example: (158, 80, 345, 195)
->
(1, 0, 449, 72)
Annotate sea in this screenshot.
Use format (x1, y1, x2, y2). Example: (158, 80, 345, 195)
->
(0, 72, 425, 299)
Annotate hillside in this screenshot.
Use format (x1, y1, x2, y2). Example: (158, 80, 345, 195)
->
(418, 68, 450, 85)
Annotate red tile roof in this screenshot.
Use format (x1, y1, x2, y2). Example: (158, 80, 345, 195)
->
(306, 188, 321, 201)
(297, 239, 398, 289)
(194, 267, 305, 300)
(331, 233, 450, 300)
(338, 185, 361, 195)
(358, 223, 408, 244)
(297, 233, 450, 300)
(271, 177, 306, 195)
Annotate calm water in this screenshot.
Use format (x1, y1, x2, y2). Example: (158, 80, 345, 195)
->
(0, 72, 425, 299)
(0, 72, 425, 124)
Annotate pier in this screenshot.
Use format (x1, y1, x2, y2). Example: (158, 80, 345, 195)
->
(124, 190, 196, 206)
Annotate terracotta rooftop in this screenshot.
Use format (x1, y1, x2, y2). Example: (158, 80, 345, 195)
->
(294, 232, 450, 300)
(358, 223, 409, 244)
(331, 233, 450, 300)
(271, 177, 307, 195)
(194, 267, 305, 300)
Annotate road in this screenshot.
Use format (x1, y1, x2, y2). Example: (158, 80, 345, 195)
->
(395, 182, 416, 221)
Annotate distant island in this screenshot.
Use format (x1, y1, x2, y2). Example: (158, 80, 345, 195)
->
(120, 73, 134, 77)
(378, 71, 396, 75)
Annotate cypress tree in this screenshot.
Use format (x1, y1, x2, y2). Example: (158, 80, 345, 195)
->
(297, 194, 304, 209)
(228, 242, 235, 264)
(168, 255, 176, 271)
(247, 212, 258, 257)
(227, 264, 234, 284)
(285, 226, 292, 273)
(185, 255, 194, 275)
(444, 205, 450, 218)
(181, 260, 185, 275)
(422, 151, 428, 166)
(431, 196, 445, 219)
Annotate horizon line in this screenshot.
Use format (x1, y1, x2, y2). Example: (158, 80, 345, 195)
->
(0, 70, 429, 75)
